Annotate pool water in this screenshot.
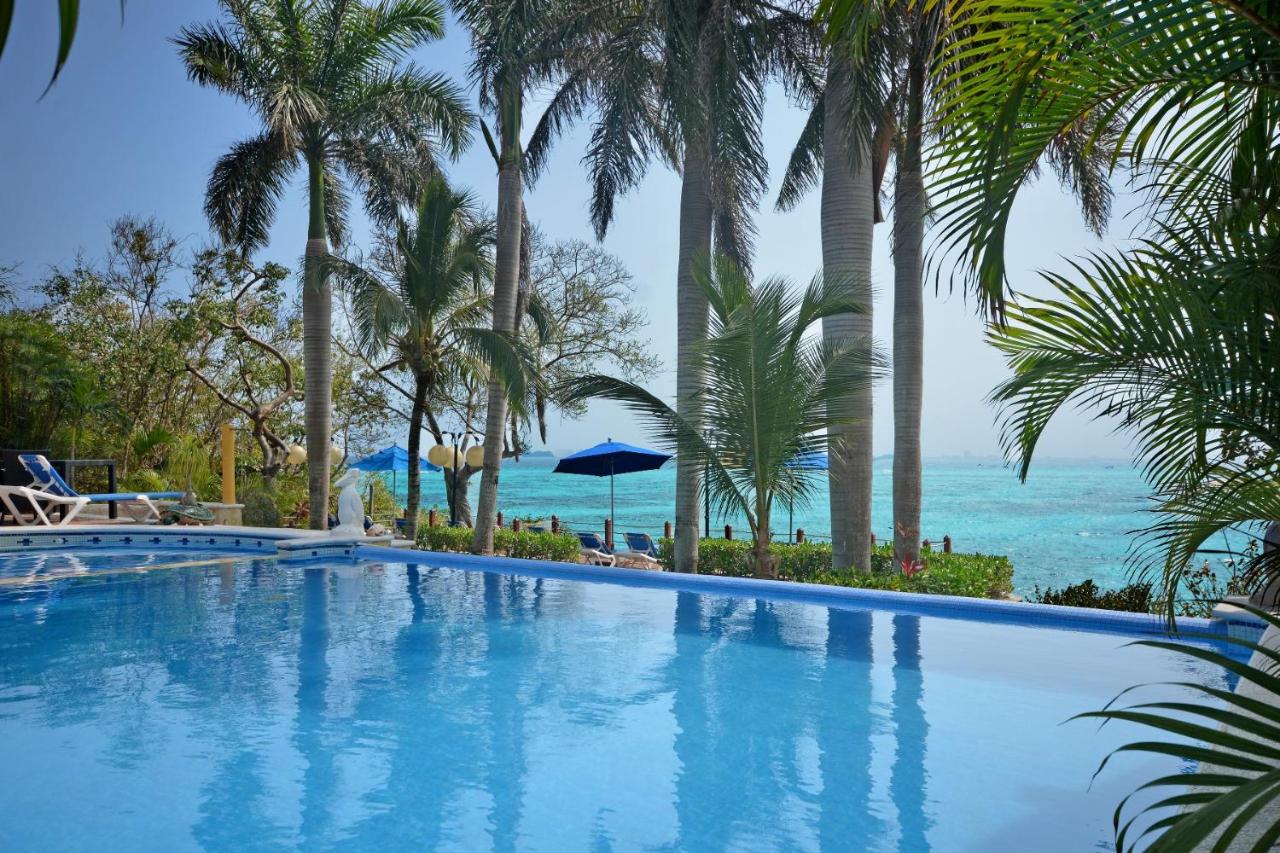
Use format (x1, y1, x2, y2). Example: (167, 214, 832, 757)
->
(0, 549, 1230, 851)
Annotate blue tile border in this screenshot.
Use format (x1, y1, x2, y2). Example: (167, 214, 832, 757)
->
(357, 545, 1240, 642)
(0, 526, 301, 556)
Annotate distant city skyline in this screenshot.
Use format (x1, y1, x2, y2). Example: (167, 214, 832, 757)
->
(0, 1, 1142, 470)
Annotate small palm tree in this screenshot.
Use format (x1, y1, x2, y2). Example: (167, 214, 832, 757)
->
(176, 0, 472, 529)
(329, 174, 534, 540)
(561, 255, 884, 578)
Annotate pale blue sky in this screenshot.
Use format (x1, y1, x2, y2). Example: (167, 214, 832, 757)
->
(0, 1, 1139, 461)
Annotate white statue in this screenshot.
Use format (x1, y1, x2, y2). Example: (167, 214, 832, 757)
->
(332, 469, 365, 537)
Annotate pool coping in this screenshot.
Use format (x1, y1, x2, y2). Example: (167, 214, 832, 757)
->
(0, 526, 1250, 641)
(357, 544, 1238, 641)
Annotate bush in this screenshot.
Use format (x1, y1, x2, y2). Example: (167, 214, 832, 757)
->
(416, 524, 580, 563)
(657, 538, 1014, 599)
(241, 487, 281, 528)
(1030, 579, 1154, 613)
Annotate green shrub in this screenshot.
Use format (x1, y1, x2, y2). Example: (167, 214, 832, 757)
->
(657, 537, 1014, 599)
(416, 525, 579, 563)
(1030, 579, 1153, 613)
(241, 487, 281, 528)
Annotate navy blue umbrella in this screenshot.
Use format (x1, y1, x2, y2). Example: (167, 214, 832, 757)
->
(553, 439, 672, 523)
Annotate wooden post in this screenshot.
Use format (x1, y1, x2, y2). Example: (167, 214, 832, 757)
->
(497, 511, 504, 529)
(870, 532, 876, 547)
(922, 538, 931, 552)
(551, 515, 560, 534)
(220, 424, 235, 505)
(604, 517, 613, 550)
(664, 520, 672, 539)
(796, 528, 805, 544)
(512, 518, 522, 533)
(724, 524, 733, 540)
(427, 508, 437, 528)
(943, 535, 952, 554)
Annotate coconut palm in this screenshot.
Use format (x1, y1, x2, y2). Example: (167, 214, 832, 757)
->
(329, 174, 537, 540)
(539, 0, 814, 571)
(176, 0, 471, 529)
(452, 0, 584, 554)
(561, 255, 884, 578)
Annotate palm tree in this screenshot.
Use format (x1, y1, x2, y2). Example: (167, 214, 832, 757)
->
(545, 0, 812, 571)
(562, 255, 883, 578)
(779, 5, 896, 571)
(451, 0, 577, 554)
(176, 0, 471, 529)
(330, 174, 536, 540)
(929, 0, 1279, 606)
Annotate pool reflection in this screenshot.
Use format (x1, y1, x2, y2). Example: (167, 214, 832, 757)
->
(0, 555, 1218, 851)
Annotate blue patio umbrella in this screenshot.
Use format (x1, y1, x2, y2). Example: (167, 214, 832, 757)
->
(784, 450, 828, 543)
(349, 446, 441, 509)
(553, 439, 672, 525)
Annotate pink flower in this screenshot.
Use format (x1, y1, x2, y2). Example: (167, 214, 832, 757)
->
(901, 558, 925, 578)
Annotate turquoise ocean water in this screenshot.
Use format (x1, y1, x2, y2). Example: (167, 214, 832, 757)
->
(378, 457, 1180, 595)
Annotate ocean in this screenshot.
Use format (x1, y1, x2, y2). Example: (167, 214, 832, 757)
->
(381, 456, 1193, 596)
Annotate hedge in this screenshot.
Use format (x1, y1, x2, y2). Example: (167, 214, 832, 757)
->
(416, 525, 581, 563)
(657, 538, 1014, 599)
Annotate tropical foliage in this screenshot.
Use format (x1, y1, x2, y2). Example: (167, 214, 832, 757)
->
(924, 0, 1279, 620)
(562, 254, 883, 578)
(416, 522, 579, 562)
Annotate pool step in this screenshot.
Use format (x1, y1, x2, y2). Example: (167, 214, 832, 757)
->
(275, 534, 391, 564)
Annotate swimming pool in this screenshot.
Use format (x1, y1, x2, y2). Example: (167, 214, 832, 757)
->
(0, 541, 1235, 851)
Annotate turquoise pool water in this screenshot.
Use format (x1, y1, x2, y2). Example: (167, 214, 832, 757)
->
(0, 547, 1230, 851)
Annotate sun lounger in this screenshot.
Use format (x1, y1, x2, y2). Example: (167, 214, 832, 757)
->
(576, 531, 615, 566)
(619, 531, 661, 566)
(0, 454, 182, 527)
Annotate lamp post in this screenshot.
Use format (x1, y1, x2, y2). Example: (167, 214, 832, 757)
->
(435, 430, 483, 527)
(703, 428, 713, 539)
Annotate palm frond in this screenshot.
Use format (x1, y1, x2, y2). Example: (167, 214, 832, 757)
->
(204, 132, 297, 251)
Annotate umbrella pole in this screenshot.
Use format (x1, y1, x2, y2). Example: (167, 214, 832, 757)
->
(610, 461, 615, 540)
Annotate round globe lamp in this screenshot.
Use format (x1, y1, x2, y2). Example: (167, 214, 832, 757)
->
(286, 444, 307, 465)
(464, 445, 486, 469)
(427, 444, 455, 469)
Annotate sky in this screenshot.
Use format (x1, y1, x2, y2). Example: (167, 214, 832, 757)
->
(0, 1, 1142, 462)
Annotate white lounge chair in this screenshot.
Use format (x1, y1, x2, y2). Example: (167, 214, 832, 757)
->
(576, 532, 616, 567)
(618, 532, 662, 567)
(0, 454, 182, 527)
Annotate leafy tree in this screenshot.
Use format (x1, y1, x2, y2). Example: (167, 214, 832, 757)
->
(177, 0, 472, 528)
(0, 312, 77, 449)
(563, 255, 883, 578)
(184, 249, 301, 489)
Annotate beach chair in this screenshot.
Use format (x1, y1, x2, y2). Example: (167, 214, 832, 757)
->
(576, 531, 615, 567)
(0, 454, 182, 527)
(619, 532, 661, 566)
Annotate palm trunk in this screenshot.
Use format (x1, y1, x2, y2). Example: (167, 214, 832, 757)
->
(472, 85, 523, 554)
(752, 495, 778, 579)
(674, 145, 714, 573)
(303, 154, 332, 530)
(892, 50, 927, 569)
(822, 55, 877, 570)
(405, 374, 428, 541)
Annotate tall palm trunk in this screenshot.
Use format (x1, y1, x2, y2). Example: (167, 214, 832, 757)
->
(405, 374, 429, 541)
(822, 56, 876, 570)
(892, 49, 926, 568)
(472, 84, 522, 554)
(303, 154, 332, 530)
(674, 145, 714, 573)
